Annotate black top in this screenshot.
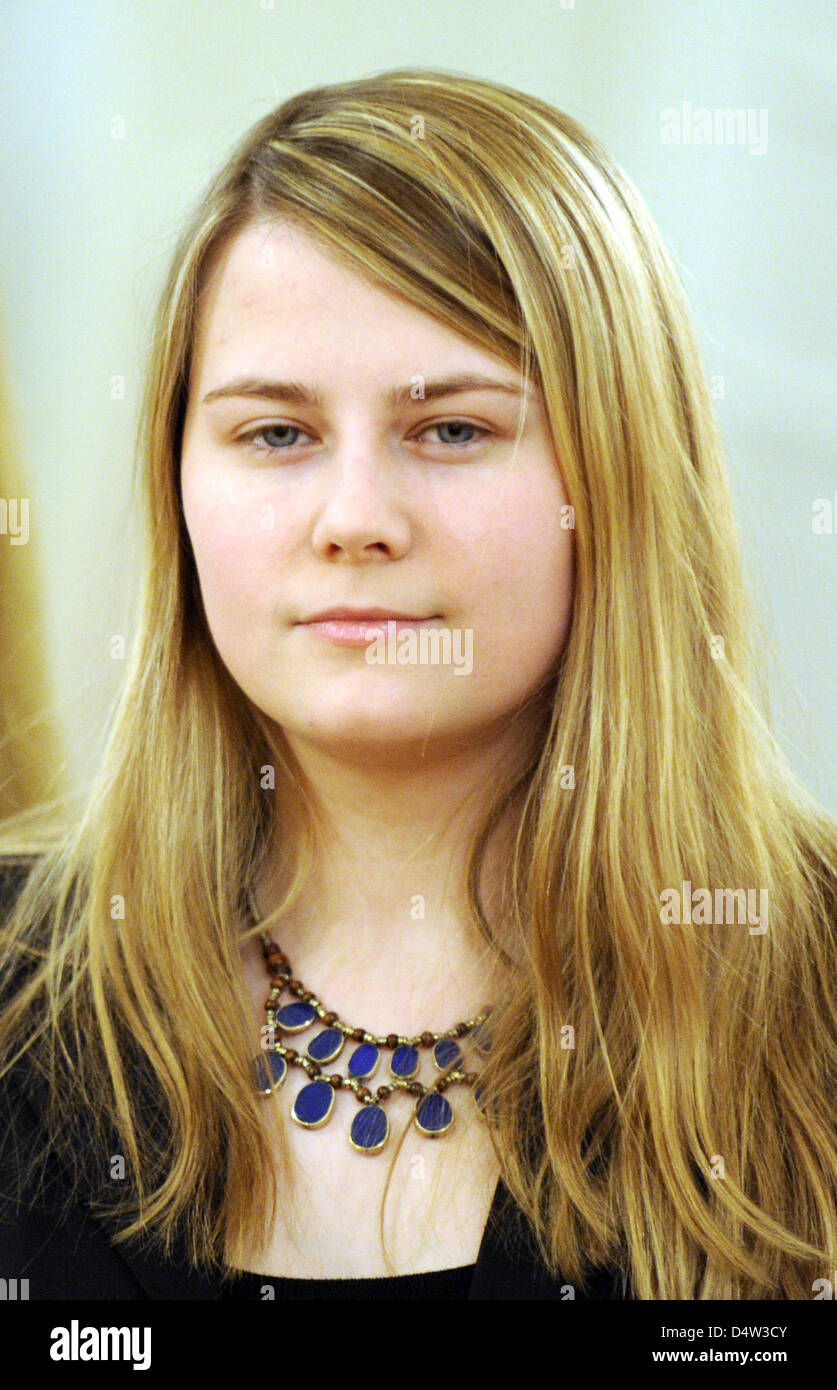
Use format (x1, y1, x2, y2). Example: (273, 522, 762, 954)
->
(0, 855, 631, 1300)
(220, 1263, 476, 1299)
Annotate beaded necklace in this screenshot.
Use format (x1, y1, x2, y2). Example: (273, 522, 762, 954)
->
(246, 886, 493, 1154)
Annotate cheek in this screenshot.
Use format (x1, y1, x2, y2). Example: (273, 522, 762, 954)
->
(182, 473, 280, 617)
(457, 477, 573, 601)
(459, 482, 574, 670)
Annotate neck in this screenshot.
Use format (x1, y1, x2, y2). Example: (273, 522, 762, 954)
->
(249, 719, 539, 1031)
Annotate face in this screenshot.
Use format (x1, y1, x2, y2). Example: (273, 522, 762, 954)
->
(180, 219, 574, 766)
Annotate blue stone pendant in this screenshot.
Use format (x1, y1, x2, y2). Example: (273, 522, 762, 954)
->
(348, 1042, 380, 1079)
(292, 1079, 335, 1129)
(276, 1001, 318, 1032)
(252, 1051, 287, 1095)
(390, 1044, 419, 1079)
(433, 1037, 462, 1070)
(415, 1091, 454, 1137)
(307, 1027, 345, 1064)
(350, 1103, 389, 1155)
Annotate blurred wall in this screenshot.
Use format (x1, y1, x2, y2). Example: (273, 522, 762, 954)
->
(0, 0, 834, 809)
(0, 311, 65, 818)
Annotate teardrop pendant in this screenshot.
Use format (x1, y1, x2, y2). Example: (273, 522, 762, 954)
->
(349, 1103, 389, 1155)
(433, 1037, 462, 1070)
(252, 1050, 287, 1095)
(276, 1001, 317, 1032)
(390, 1043, 419, 1079)
(307, 1027, 344, 1064)
(415, 1090, 454, 1137)
(347, 1042, 380, 1079)
(292, 1079, 335, 1129)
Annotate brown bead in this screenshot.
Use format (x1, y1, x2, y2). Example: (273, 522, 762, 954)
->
(329, 1075, 342, 1089)
(407, 1082, 423, 1096)
(351, 1027, 365, 1042)
(420, 1031, 435, 1047)
(385, 1033, 398, 1049)
(323, 1011, 338, 1025)
(454, 1023, 469, 1037)
(357, 1086, 372, 1102)
(284, 1048, 298, 1062)
(376, 1086, 391, 1100)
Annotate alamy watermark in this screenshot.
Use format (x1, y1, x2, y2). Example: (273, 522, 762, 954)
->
(660, 881, 768, 934)
(50, 1321, 150, 1370)
(660, 103, 768, 155)
(364, 620, 473, 676)
(0, 497, 29, 545)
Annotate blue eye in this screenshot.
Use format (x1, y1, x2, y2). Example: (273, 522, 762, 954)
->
(235, 419, 491, 454)
(421, 421, 488, 447)
(238, 424, 311, 452)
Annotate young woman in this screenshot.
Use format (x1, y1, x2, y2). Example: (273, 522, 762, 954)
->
(1, 67, 836, 1302)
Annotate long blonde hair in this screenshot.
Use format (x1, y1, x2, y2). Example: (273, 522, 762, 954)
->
(2, 67, 836, 1298)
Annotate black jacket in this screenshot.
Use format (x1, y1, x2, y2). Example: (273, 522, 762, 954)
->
(0, 854, 629, 1299)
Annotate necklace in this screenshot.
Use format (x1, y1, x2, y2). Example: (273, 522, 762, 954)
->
(245, 885, 493, 1154)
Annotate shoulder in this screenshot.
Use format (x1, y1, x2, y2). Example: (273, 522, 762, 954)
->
(0, 1054, 148, 1298)
(0, 849, 57, 1204)
(0, 852, 148, 1298)
(0, 852, 50, 1153)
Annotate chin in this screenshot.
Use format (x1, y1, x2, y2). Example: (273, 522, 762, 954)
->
(279, 701, 475, 756)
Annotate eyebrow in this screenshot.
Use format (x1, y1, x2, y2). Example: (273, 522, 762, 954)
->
(201, 372, 526, 409)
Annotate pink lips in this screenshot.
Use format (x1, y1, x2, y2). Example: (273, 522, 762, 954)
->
(297, 607, 438, 647)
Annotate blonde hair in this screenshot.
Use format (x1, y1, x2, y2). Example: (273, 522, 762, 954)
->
(2, 67, 836, 1298)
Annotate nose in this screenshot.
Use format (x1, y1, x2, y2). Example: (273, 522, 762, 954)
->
(310, 443, 412, 563)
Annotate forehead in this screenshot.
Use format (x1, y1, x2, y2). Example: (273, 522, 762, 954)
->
(189, 219, 520, 389)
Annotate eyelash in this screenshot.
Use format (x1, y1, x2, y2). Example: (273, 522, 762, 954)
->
(234, 420, 492, 455)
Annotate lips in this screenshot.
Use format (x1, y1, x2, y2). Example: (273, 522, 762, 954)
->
(299, 607, 434, 623)
(296, 607, 440, 648)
